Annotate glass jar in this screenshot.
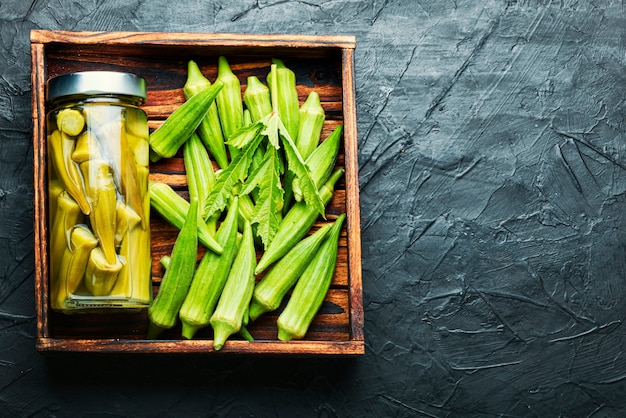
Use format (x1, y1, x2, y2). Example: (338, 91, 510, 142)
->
(46, 71, 151, 312)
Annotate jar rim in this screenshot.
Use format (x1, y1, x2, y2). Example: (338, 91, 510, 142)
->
(47, 71, 147, 103)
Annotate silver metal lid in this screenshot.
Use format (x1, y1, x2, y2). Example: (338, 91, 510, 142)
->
(47, 71, 147, 102)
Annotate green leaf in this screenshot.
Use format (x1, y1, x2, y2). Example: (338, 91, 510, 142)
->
(204, 131, 264, 218)
(226, 120, 264, 149)
(246, 147, 284, 248)
(278, 117, 325, 217)
(261, 112, 280, 149)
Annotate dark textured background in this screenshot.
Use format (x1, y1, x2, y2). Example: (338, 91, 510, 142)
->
(2, 0, 626, 417)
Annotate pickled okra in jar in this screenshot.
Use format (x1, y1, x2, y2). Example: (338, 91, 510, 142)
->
(46, 71, 152, 312)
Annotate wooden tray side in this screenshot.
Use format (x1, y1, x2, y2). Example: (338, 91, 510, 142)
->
(30, 30, 356, 50)
(341, 48, 364, 342)
(31, 41, 50, 341)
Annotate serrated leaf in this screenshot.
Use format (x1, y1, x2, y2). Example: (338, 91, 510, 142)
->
(261, 112, 281, 149)
(204, 132, 264, 218)
(248, 147, 284, 248)
(226, 120, 264, 149)
(241, 147, 271, 196)
(278, 117, 325, 217)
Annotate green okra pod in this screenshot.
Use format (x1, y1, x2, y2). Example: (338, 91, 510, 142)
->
(266, 58, 300, 142)
(283, 91, 326, 210)
(255, 167, 344, 275)
(295, 91, 325, 161)
(183, 60, 229, 169)
(184, 132, 216, 221)
(215, 56, 243, 160)
(243, 75, 272, 123)
(149, 80, 223, 161)
(292, 125, 342, 202)
(210, 220, 256, 350)
(277, 213, 346, 341)
(248, 222, 332, 321)
(179, 196, 240, 340)
(149, 181, 223, 254)
(148, 199, 200, 339)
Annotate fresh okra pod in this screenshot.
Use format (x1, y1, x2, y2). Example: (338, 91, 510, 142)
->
(183, 132, 216, 222)
(266, 58, 300, 142)
(282, 90, 326, 211)
(149, 181, 223, 254)
(277, 213, 346, 341)
(292, 125, 342, 202)
(183, 60, 229, 170)
(296, 91, 325, 162)
(215, 56, 243, 160)
(243, 75, 272, 123)
(148, 199, 200, 339)
(210, 220, 256, 350)
(179, 196, 240, 339)
(255, 167, 344, 274)
(248, 222, 332, 321)
(149, 80, 223, 161)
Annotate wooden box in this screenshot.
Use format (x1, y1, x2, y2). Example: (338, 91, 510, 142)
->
(31, 30, 363, 355)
